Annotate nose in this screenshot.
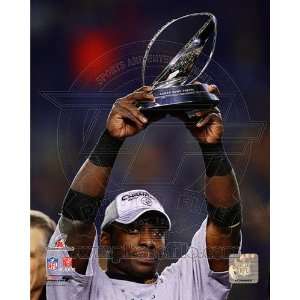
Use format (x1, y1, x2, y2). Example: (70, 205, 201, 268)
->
(138, 230, 155, 249)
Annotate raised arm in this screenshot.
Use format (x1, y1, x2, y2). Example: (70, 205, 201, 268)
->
(175, 84, 241, 272)
(201, 136, 241, 272)
(58, 86, 155, 274)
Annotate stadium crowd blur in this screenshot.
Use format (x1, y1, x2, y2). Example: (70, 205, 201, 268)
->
(31, 0, 269, 299)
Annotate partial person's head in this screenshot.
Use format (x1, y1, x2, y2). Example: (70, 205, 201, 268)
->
(30, 210, 56, 294)
(100, 190, 171, 282)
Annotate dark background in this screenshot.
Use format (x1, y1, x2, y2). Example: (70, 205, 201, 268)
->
(31, 0, 269, 299)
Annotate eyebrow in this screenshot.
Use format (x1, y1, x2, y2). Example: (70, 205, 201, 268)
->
(119, 224, 168, 233)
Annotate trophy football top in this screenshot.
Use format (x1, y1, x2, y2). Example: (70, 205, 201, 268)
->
(140, 13, 219, 113)
(153, 16, 215, 89)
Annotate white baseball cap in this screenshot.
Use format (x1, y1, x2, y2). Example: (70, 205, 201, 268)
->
(101, 189, 171, 231)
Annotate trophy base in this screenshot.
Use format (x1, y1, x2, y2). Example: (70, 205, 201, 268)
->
(139, 84, 219, 114)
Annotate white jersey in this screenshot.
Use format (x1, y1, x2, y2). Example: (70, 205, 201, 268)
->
(46, 217, 238, 300)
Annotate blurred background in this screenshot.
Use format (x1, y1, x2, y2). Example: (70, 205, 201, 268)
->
(31, 0, 269, 299)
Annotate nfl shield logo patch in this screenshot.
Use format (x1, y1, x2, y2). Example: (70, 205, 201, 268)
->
(47, 257, 58, 271)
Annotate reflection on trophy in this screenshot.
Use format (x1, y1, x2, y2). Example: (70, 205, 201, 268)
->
(139, 13, 219, 114)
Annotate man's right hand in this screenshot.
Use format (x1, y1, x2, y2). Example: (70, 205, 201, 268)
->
(106, 86, 155, 139)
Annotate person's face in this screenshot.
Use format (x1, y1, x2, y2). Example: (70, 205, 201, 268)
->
(30, 227, 47, 292)
(102, 214, 168, 281)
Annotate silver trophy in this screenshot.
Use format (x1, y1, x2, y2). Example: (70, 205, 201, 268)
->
(139, 13, 219, 114)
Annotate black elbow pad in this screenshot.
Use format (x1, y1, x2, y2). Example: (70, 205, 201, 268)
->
(61, 189, 101, 224)
(206, 201, 242, 228)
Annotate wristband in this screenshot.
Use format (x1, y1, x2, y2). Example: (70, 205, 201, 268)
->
(89, 130, 124, 167)
(200, 142, 232, 177)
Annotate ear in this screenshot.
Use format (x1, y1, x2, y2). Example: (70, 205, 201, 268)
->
(100, 231, 111, 247)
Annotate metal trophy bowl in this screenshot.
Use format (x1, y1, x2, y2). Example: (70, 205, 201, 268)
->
(139, 13, 219, 115)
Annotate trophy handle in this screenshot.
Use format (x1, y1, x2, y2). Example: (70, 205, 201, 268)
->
(142, 13, 217, 87)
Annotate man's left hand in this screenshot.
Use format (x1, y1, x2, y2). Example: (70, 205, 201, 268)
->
(172, 84, 223, 144)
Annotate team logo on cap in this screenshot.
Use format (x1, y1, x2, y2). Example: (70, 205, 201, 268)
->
(47, 257, 58, 271)
(141, 196, 153, 206)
